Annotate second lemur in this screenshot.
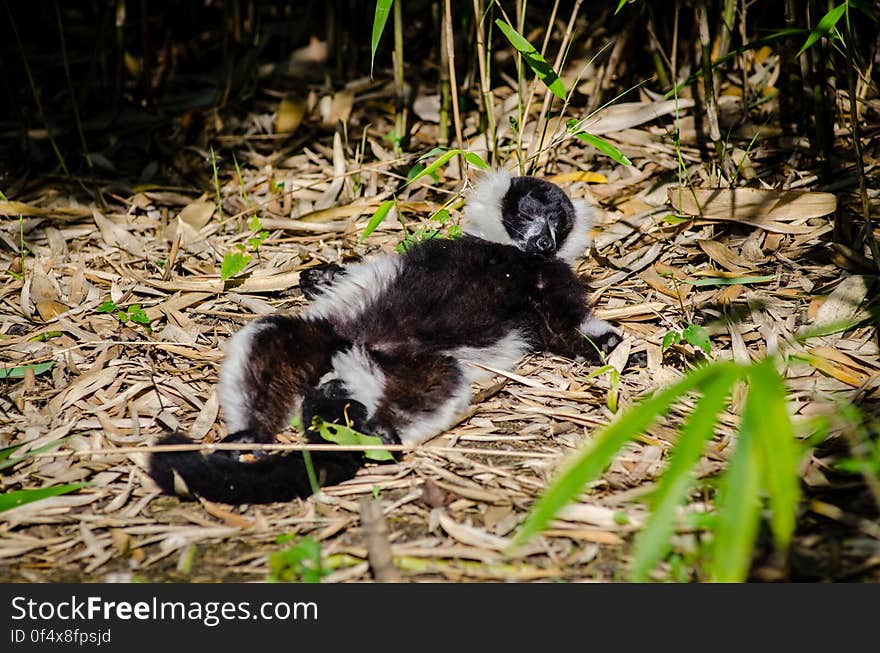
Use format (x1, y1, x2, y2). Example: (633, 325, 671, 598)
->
(149, 170, 625, 504)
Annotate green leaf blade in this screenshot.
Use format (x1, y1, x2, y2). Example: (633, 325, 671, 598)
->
(0, 483, 88, 513)
(797, 3, 847, 57)
(509, 361, 738, 551)
(0, 361, 54, 379)
(630, 366, 741, 581)
(708, 374, 765, 582)
(463, 151, 491, 171)
(571, 131, 632, 166)
(360, 200, 395, 242)
(370, 0, 394, 76)
(494, 19, 567, 100)
(406, 149, 459, 185)
(748, 358, 801, 550)
(0, 435, 75, 471)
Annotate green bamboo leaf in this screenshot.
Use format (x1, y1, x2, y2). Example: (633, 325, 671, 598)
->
(494, 19, 567, 100)
(0, 361, 54, 379)
(571, 130, 632, 166)
(406, 149, 459, 185)
(797, 3, 847, 57)
(0, 483, 88, 513)
(509, 361, 737, 551)
(418, 147, 447, 162)
(683, 275, 775, 287)
(583, 364, 616, 381)
(748, 358, 800, 549)
(708, 379, 763, 582)
(630, 366, 742, 581)
(0, 435, 76, 471)
(360, 200, 395, 242)
(370, 0, 394, 76)
(463, 151, 491, 170)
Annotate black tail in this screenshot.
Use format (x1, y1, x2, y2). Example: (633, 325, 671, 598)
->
(148, 433, 364, 504)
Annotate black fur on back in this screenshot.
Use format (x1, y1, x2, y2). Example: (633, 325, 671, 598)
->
(147, 174, 625, 505)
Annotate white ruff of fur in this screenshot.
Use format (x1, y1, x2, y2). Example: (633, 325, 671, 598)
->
(453, 332, 532, 383)
(219, 320, 271, 433)
(556, 199, 595, 264)
(303, 254, 403, 322)
(319, 346, 386, 418)
(461, 169, 514, 245)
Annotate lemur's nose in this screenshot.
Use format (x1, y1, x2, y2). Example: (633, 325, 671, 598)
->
(535, 235, 554, 253)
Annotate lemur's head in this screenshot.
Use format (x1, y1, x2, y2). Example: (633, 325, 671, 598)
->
(461, 169, 594, 264)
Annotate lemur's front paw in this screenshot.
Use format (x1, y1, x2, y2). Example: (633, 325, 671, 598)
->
(577, 316, 622, 359)
(592, 330, 622, 355)
(300, 263, 345, 299)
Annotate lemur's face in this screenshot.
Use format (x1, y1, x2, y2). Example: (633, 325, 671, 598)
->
(501, 177, 575, 259)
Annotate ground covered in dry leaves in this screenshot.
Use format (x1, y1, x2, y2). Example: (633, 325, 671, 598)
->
(2, 48, 879, 582)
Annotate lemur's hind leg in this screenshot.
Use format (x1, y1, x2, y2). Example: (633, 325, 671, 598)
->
(366, 350, 472, 446)
(218, 315, 347, 443)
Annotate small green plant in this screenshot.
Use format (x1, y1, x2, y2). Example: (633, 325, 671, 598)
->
(96, 301, 151, 331)
(220, 215, 269, 280)
(662, 324, 711, 356)
(268, 535, 327, 583)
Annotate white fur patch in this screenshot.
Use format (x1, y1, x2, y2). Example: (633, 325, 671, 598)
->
(579, 315, 617, 338)
(461, 169, 513, 246)
(303, 254, 403, 322)
(391, 332, 531, 446)
(557, 199, 595, 264)
(319, 346, 386, 418)
(219, 319, 269, 433)
(396, 378, 472, 446)
(452, 331, 532, 383)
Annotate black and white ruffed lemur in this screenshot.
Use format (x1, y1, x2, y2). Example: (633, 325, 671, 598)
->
(148, 170, 627, 504)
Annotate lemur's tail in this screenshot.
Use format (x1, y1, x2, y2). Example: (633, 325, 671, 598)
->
(148, 433, 364, 504)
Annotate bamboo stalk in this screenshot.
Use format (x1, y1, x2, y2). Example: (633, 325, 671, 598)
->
(29, 442, 557, 459)
(393, 0, 407, 152)
(697, 0, 724, 173)
(444, 0, 464, 170)
(472, 0, 496, 161)
(439, 3, 451, 146)
(844, 21, 880, 270)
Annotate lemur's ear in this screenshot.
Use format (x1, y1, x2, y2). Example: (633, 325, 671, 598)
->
(461, 169, 513, 245)
(556, 198, 595, 264)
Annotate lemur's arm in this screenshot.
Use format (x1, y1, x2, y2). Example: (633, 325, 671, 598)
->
(531, 266, 622, 364)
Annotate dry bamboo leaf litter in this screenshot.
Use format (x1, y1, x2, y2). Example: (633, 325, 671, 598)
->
(1, 53, 877, 584)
